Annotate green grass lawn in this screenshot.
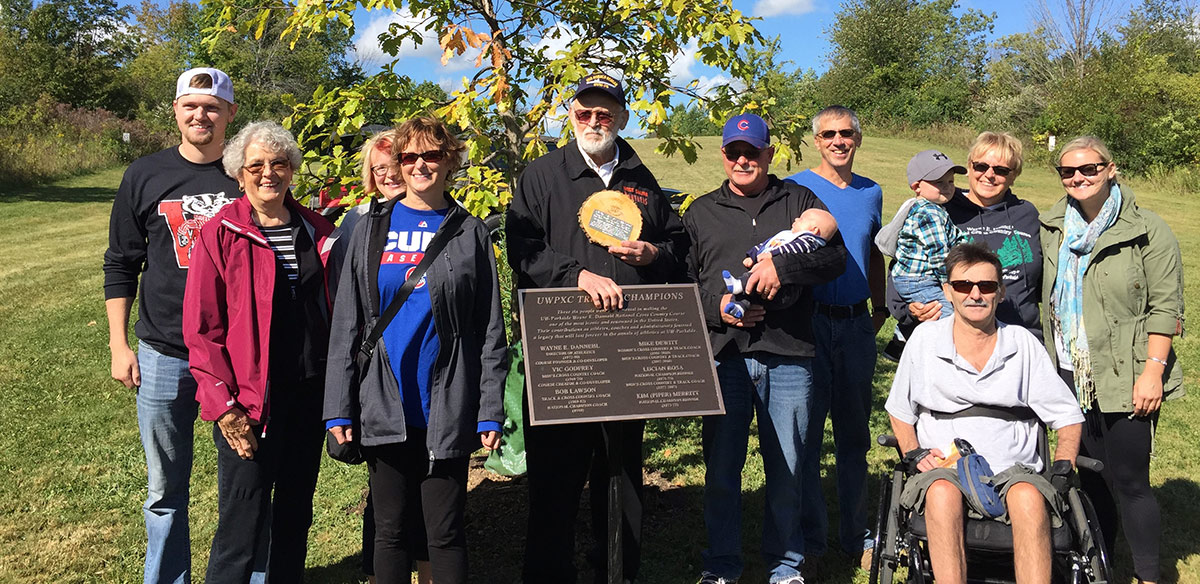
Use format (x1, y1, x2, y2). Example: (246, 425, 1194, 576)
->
(0, 135, 1196, 583)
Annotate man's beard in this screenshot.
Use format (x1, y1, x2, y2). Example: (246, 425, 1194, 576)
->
(579, 127, 616, 157)
(186, 128, 215, 147)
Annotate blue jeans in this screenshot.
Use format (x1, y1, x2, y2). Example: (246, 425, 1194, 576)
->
(802, 311, 877, 556)
(702, 353, 814, 582)
(892, 275, 952, 318)
(136, 341, 198, 584)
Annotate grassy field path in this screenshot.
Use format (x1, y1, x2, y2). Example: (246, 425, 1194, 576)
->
(1, 136, 1197, 582)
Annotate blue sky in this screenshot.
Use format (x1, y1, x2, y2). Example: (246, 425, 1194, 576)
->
(114, 0, 1134, 95)
(340, 0, 1133, 91)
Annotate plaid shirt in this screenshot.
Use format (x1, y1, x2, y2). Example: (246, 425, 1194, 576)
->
(892, 199, 964, 280)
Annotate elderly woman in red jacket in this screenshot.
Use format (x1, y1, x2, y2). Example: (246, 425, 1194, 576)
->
(183, 120, 339, 583)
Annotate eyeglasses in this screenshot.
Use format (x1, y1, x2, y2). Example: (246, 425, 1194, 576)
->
(969, 161, 1013, 177)
(370, 164, 399, 177)
(573, 109, 615, 126)
(948, 279, 1000, 294)
(243, 159, 290, 176)
(1055, 162, 1108, 179)
(723, 146, 763, 161)
(817, 128, 856, 140)
(398, 150, 446, 165)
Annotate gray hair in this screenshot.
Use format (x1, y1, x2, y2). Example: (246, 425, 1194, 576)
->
(222, 121, 302, 178)
(811, 105, 861, 135)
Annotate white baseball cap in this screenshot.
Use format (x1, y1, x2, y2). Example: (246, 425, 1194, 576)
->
(175, 67, 235, 105)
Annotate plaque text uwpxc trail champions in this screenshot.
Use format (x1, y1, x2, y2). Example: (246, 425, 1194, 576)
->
(519, 284, 723, 425)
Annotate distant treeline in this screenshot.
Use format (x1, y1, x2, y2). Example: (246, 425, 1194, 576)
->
(0, 0, 362, 185)
(1, 0, 1197, 186)
(666, 0, 1200, 176)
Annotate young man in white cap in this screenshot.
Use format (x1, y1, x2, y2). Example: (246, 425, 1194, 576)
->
(103, 67, 238, 584)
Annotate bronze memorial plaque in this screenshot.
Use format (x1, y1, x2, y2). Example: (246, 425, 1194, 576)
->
(519, 284, 723, 425)
(578, 189, 643, 247)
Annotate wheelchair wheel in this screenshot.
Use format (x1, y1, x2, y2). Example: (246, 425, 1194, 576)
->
(1076, 491, 1114, 583)
(869, 469, 906, 584)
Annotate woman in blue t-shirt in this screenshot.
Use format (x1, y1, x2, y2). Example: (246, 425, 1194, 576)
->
(324, 115, 506, 584)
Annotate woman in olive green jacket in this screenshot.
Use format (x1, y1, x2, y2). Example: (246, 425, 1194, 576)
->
(1039, 136, 1184, 584)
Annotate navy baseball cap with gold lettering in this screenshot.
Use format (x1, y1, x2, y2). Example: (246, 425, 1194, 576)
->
(574, 72, 625, 106)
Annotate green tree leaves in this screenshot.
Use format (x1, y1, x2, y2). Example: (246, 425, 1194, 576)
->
(818, 0, 994, 125)
(204, 0, 810, 219)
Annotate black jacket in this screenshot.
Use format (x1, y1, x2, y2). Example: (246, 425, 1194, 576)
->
(684, 176, 847, 357)
(506, 138, 689, 288)
(323, 196, 506, 457)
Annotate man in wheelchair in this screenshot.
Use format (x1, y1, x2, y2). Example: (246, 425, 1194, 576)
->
(884, 243, 1085, 584)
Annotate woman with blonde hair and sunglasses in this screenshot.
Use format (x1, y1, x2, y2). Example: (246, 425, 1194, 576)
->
(333, 128, 436, 584)
(887, 132, 1044, 343)
(1040, 136, 1183, 584)
(324, 115, 505, 583)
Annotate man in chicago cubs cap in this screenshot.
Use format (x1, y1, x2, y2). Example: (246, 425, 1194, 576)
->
(683, 112, 847, 584)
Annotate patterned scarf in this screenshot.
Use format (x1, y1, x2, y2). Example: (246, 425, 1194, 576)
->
(1052, 183, 1122, 411)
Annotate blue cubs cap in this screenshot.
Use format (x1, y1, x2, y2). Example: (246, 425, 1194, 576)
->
(574, 72, 625, 106)
(722, 113, 770, 149)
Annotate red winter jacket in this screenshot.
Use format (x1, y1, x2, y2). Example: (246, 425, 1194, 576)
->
(183, 194, 339, 425)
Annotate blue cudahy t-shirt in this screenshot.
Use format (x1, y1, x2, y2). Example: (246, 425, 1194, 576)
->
(786, 169, 883, 306)
(378, 204, 447, 428)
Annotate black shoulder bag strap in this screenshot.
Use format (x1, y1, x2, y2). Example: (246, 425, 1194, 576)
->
(356, 208, 468, 367)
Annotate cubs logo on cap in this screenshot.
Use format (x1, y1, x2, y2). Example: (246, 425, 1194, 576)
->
(722, 113, 770, 149)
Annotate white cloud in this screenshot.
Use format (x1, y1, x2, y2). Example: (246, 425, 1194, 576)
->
(668, 42, 740, 97)
(669, 42, 700, 84)
(352, 9, 480, 72)
(752, 0, 816, 18)
(531, 23, 580, 60)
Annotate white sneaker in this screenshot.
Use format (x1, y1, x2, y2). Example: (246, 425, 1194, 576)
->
(773, 576, 805, 584)
(698, 572, 737, 584)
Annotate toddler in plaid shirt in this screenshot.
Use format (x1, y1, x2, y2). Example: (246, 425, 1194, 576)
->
(722, 207, 838, 318)
(876, 150, 968, 319)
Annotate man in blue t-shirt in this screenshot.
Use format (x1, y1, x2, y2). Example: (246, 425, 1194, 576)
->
(786, 105, 886, 570)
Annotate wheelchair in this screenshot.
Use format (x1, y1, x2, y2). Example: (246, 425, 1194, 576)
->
(869, 433, 1114, 584)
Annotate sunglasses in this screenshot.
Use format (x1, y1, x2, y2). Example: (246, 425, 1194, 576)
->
(1055, 162, 1108, 179)
(723, 146, 764, 161)
(399, 150, 445, 165)
(573, 109, 616, 126)
(817, 128, 856, 139)
(243, 159, 290, 176)
(969, 161, 1013, 177)
(370, 163, 399, 177)
(948, 279, 1000, 294)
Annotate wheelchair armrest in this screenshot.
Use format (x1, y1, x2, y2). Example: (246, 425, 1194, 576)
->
(1075, 455, 1104, 474)
(877, 434, 906, 461)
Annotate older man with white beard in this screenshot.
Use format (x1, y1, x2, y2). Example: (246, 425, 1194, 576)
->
(507, 72, 690, 584)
